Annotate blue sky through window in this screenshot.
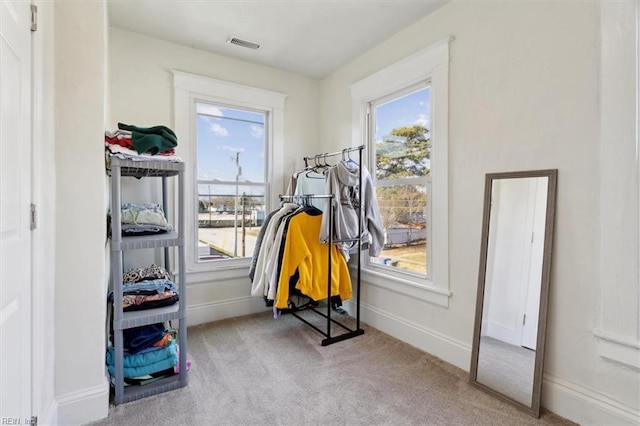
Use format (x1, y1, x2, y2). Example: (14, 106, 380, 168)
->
(196, 103, 266, 185)
(375, 87, 430, 143)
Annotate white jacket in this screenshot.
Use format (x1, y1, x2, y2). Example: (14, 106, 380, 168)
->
(319, 161, 384, 259)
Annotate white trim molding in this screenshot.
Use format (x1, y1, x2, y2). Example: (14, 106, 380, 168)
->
(593, 329, 640, 371)
(56, 381, 109, 425)
(344, 299, 470, 371)
(359, 267, 451, 308)
(172, 70, 287, 276)
(350, 36, 453, 302)
(187, 296, 268, 326)
(39, 398, 58, 426)
(543, 374, 640, 425)
(598, 0, 640, 371)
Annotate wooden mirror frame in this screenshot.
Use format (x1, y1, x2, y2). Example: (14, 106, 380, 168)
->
(469, 169, 558, 418)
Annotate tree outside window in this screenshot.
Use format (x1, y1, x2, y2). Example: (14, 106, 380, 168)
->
(371, 87, 431, 276)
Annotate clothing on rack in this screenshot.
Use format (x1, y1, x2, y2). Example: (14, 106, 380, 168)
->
(294, 170, 326, 210)
(248, 208, 281, 281)
(249, 146, 367, 345)
(320, 160, 384, 260)
(250, 202, 299, 297)
(274, 209, 352, 309)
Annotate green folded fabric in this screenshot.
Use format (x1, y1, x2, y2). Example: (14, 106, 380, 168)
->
(117, 122, 178, 155)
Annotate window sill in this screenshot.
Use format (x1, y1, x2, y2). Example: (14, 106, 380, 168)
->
(184, 261, 251, 285)
(359, 266, 451, 308)
(593, 328, 640, 371)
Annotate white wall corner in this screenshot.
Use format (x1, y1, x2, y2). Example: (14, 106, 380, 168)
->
(56, 381, 109, 426)
(187, 296, 268, 327)
(543, 374, 640, 425)
(37, 396, 58, 426)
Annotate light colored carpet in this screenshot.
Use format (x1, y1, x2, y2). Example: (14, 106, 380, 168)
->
(89, 310, 575, 426)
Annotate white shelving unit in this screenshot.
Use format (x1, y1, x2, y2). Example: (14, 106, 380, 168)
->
(108, 157, 187, 405)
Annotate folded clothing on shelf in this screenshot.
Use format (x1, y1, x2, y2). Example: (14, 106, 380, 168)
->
(107, 204, 173, 237)
(123, 323, 165, 354)
(121, 203, 170, 227)
(117, 122, 178, 155)
(106, 340, 178, 378)
(114, 265, 179, 312)
(123, 264, 171, 283)
(122, 290, 179, 311)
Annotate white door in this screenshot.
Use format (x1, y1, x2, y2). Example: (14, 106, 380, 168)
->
(521, 179, 547, 350)
(0, 0, 33, 420)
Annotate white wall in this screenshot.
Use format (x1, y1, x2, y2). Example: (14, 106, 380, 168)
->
(109, 27, 320, 183)
(108, 28, 321, 324)
(54, 1, 109, 424)
(319, 1, 639, 425)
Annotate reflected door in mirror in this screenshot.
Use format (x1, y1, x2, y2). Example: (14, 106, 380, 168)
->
(470, 170, 557, 418)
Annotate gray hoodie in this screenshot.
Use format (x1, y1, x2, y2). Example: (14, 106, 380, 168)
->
(319, 161, 384, 259)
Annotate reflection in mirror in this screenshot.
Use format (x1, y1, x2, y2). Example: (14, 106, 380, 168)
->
(470, 170, 557, 418)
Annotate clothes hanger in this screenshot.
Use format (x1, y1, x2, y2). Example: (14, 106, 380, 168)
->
(302, 194, 323, 215)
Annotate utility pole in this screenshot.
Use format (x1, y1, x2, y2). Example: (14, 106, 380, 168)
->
(241, 192, 246, 257)
(233, 152, 241, 257)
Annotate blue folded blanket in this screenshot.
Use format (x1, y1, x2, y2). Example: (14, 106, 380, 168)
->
(106, 342, 178, 378)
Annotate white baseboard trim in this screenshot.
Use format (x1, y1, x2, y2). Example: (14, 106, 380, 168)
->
(346, 300, 471, 371)
(543, 374, 640, 425)
(56, 380, 109, 425)
(39, 397, 58, 426)
(346, 301, 639, 425)
(187, 296, 268, 326)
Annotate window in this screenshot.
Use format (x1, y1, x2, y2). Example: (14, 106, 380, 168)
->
(351, 38, 451, 306)
(196, 103, 267, 261)
(174, 71, 286, 273)
(369, 84, 431, 278)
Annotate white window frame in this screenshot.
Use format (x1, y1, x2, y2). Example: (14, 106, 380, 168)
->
(173, 71, 286, 277)
(367, 82, 433, 281)
(350, 37, 452, 307)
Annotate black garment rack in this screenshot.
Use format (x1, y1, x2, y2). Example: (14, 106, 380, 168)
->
(279, 145, 365, 346)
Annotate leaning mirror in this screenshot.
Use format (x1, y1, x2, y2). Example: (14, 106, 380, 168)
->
(470, 169, 557, 417)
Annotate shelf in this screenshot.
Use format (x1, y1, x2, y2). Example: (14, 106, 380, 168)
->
(111, 232, 183, 251)
(115, 303, 184, 330)
(115, 373, 188, 405)
(108, 150, 188, 405)
(107, 156, 186, 178)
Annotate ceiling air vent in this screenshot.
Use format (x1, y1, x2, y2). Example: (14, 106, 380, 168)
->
(227, 37, 260, 50)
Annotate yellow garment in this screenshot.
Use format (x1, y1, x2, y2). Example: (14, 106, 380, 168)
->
(275, 212, 352, 309)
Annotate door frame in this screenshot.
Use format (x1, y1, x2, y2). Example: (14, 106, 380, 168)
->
(30, 1, 57, 423)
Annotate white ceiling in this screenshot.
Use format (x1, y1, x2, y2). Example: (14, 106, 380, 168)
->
(107, 0, 449, 79)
